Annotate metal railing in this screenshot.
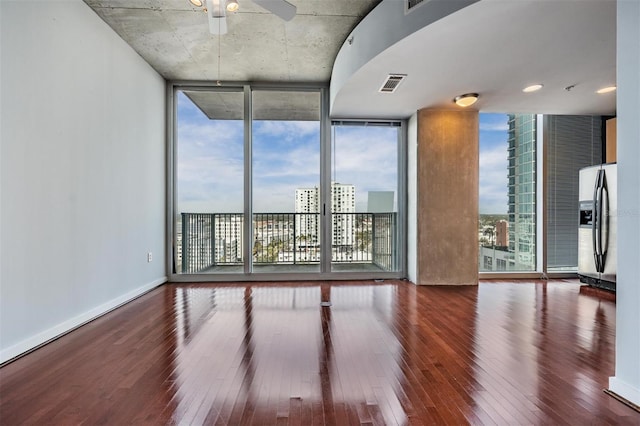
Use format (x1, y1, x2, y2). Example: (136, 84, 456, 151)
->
(179, 212, 396, 273)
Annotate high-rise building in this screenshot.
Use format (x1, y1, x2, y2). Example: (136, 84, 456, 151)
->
(331, 183, 356, 247)
(507, 114, 536, 270)
(214, 214, 243, 263)
(295, 182, 356, 246)
(295, 187, 320, 214)
(178, 213, 244, 272)
(495, 220, 508, 247)
(295, 187, 320, 245)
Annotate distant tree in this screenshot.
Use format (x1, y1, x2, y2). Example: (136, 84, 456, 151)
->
(253, 240, 263, 261)
(483, 227, 495, 246)
(356, 229, 372, 251)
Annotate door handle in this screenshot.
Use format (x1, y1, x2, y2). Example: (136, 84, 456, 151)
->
(592, 171, 601, 271)
(600, 179, 609, 271)
(595, 185, 603, 257)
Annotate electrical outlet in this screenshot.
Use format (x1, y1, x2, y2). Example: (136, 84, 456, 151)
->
(147, 252, 153, 262)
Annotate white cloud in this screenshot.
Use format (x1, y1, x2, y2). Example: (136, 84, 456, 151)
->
(332, 128, 398, 194)
(253, 142, 320, 179)
(479, 114, 509, 132)
(176, 119, 245, 213)
(253, 143, 320, 211)
(480, 122, 509, 132)
(253, 181, 306, 212)
(254, 121, 319, 140)
(479, 143, 508, 214)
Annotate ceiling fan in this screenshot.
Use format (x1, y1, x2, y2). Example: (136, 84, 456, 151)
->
(189, 0, 297, 35)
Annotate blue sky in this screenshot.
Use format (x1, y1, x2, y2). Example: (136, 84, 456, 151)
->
(479, 113, 509, 214)
(177, 92, 508, 215)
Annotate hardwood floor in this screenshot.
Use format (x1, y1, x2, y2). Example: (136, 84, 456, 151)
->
(1, 280, 638, 425)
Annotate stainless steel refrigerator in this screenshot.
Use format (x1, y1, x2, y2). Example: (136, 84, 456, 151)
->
(578, 163, 617, 291)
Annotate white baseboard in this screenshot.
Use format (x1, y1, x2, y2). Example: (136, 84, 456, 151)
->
(0, 276, 167, 364)
(609, 376, 640, 407)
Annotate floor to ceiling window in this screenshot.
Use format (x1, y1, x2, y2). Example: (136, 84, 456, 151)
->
(175, 89, 245, 274)
(251, 90, 321, 273)
(330, 122, 401, 273)
(171, 85, 406, 279)
(479, 113, 607, 275)
(478, 113, 537, 272)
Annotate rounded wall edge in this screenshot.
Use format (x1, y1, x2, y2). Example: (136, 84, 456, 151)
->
(329, 0, 479, 117)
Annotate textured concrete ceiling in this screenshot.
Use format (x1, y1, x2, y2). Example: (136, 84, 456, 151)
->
(84, 0, 382, 82)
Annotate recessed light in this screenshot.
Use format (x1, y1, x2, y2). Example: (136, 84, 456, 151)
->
(454, 93, 479, 107)
(189, 0, 203, 6)
(523, 84, 543, 93)
(596, 86, 616, 94)
(226, 0, 239, 12)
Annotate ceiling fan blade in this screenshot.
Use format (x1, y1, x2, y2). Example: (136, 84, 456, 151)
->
(252, 0, 296, 21)
(206, 0, 228, 34)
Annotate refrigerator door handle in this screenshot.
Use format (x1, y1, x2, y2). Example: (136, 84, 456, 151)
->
(600, 177, 609, 269)
(592, 170, 603, 272)
(596, 185, 604, 272)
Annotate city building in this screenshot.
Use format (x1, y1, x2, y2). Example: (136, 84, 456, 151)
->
(177, 213, 243, 272)
(495, 220, 508, 247)
(508, 114, 537, 270)
(330, 183, 356, 248)
(479, 245, 510, 271)
(294, 187, 320, 247)
(214, 214, 243, 264)
(295, 182, 356, 247)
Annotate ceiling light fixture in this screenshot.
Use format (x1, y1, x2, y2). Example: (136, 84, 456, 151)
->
(454, 93, 479, 107)
(226, 0, 239, 12)
(523, 84, 543, 93)
(596, 85, 616, 94)
(189, 0, 203, 6)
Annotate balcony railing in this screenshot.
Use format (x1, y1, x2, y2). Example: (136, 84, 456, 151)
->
(178, 212, 396, 273)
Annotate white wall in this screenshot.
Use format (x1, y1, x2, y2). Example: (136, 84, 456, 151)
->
(0, 0, 166, 363)
(609, 0, 640, 407)
(406, 113, 417, 283)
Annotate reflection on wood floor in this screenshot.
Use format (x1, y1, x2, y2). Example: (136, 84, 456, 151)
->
(1, 280, 638, 425)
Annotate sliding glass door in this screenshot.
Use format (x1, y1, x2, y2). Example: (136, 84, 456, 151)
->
(251, 90, 321, 273)
(330, 122, 401, 273)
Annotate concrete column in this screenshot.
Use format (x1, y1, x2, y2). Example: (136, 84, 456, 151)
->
(609, 0, 640, 407)
(415, 109, 478, 285)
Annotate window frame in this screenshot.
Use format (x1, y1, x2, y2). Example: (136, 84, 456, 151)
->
(166, 81, 407, 282)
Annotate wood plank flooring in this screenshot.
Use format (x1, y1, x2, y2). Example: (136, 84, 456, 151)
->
(1, 280, 638, 425)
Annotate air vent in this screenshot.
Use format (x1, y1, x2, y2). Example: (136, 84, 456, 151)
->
(406, 0, 429, 13)
(379, 74, 406, 93)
